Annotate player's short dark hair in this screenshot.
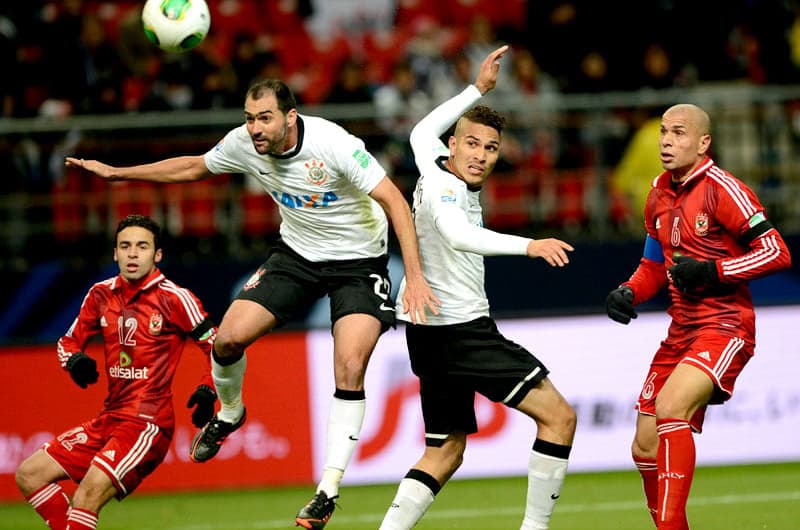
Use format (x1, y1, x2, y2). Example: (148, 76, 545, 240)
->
(246, 79, 297, 114)
(461, 105, 506, 135)
(115, 214, 161, 250)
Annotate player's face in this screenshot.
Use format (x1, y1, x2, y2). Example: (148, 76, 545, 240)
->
(447, 119, 501, 187)
(659, 108, 710, 180)
(114, 226, 162, 282)
(244, 93, 297, 155)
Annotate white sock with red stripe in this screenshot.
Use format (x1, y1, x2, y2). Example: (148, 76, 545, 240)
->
(66, 507, 97, 530)
(25, 483, 70, 530)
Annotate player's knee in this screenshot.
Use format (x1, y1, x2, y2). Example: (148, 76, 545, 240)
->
(559, 402, 578, 439)
(213, 328, 247, 358)
(15, 459, 35, 493)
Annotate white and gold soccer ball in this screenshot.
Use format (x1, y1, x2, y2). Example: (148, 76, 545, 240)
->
(141, 0, 210, 53)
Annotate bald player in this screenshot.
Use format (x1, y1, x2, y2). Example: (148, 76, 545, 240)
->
(605, 103, 791, 529)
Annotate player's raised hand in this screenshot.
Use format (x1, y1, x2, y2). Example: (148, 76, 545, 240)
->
(401, 273, 441, 325)
(474, 44, 509, 95)
(65, 157, 119, 180)
(526, 238, 574, 267)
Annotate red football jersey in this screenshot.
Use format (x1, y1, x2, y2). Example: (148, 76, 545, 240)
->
(625, 157, 791, 340)
(57, 269, 215, 431)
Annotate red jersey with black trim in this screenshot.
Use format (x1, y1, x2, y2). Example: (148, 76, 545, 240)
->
(57, 269, 215, 432)
(624, 157, 791, 340)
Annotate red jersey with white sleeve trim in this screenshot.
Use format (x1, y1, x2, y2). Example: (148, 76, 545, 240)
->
(57, 269, 215, 433)
(625, 157, 791, 341)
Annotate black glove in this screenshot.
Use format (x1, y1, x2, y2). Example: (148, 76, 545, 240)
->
(606, 286, 637, 325)
(187, 384, 217, 427)
(668, 256, 718, 292)
(66, 352, 99, 389)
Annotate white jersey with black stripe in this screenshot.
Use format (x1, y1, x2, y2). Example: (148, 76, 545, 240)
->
(204, 115, 388, 262)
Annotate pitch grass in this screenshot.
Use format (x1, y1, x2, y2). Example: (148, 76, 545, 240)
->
(2, 462, 799, 529)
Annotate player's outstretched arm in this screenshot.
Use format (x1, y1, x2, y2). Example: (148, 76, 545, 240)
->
(526, 238, 574, 267)
(370, 177, 440, 323)
(65, 155, 211, 183)
(474, 44, 509, 95)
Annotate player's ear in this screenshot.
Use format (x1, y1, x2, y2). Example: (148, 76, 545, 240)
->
(113, 248, 119, 262)
(286, 108, 298, 127)
(154, 248, 163, 263)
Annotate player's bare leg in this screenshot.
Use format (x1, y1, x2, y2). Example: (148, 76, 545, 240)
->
(16, 449, 71, 529)
(66, 465, 118, 529)
(515, 378, 576, 530)
(191, 299, 277, 463)
(296, 313, 380, 529)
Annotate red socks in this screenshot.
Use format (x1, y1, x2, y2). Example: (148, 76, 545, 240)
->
(656, 418, 695, 530)
(633, 456, 658, 525)
(66, 508, 98, 530)
(26, 483, 69, 530)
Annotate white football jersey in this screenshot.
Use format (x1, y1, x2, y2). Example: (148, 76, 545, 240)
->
(204, 115, 388, 261)
(397, 85, 530, 325)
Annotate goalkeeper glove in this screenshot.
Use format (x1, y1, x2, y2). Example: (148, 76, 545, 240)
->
(606, 286, 637, 325)
(66, 352, 99, 389)
(668, 256, 718, 292)
(187, 384, 217, 427)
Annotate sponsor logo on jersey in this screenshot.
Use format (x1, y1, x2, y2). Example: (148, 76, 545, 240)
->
(697, 350, 711, 361)
(243, 268, 265, 290)
(304, 159, 329, 186)
(120, 351, 132, 367)
(695, 212, 709, 236)
(270, 190, 339, 209)
(655, 217, 661, 229)
(109, 364, 150, 380)
(214, 138, 224, 151)
(103, 449, 116, 461)
(352, 149, 370, 169)
(149, 312, 163, 336)
(440, 188, 457, 203)
(748, 212, 766, 227)
(100, 316, 108, 327)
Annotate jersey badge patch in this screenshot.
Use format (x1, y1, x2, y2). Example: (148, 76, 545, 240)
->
(100, 315, 108, 327)
(440, 188, 457, 203)
(103, 449, 116, 461)
(352, 149, 370, 169)
(149, 312, 163, 336)
(243, 267, 266, 290)
(305, 160, 329, 186)
(748, 212, 766, 227)
(214, 138, 224, 151)
(694, 212, 709, 236)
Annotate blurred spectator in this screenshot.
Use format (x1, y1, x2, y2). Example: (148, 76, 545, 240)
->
(0, 11, 18, 116)
(325, 60, 373, 104)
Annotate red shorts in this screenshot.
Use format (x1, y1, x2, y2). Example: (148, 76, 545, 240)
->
(43, 412, 171, 498)
(636, 331, 753, 432)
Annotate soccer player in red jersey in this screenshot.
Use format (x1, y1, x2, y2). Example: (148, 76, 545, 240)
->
(605, 104, 792, 529)
(15, 214, 218, 530)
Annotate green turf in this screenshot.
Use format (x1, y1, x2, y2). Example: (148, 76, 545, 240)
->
(2, 462, 799, 529)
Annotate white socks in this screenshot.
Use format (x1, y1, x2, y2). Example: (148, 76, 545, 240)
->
(520, 449, 569, 530)
(318, 395, 365, 497)
(211, 353, 246, 423)
(379, 476, 436, 530)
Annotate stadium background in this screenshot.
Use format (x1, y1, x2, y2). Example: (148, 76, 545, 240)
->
(1, 0, 799, 502)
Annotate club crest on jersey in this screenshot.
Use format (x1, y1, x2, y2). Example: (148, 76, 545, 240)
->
(440, 188, 457, 203)
(149, 312, 163, 335)
(695, 212, 709, 236)
(243, 267, 266, 290)
(304, 159, 328, 186)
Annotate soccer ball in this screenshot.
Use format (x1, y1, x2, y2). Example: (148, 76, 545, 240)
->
(141, 0, 210, 53)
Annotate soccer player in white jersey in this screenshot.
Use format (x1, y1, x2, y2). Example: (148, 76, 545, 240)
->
(378, 46, 577, 530)
(65, 79, 439, 529)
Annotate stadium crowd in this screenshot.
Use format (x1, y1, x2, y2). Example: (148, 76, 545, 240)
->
(1, 0, 799, 266)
